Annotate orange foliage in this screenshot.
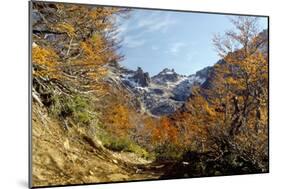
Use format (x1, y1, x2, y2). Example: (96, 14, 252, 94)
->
(151, 117, 179, 146)
(32, 2, 127, 93)
(32, 45, 61, 79)
(104, 104, 132, 138)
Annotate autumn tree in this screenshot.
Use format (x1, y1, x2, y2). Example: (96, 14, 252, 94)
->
(212, 16, 268, 136)
(206, 16, 268, 171)
(104, 103, 133, 138)
(167, 17, 268, 172)
(32, 2, 129, 103)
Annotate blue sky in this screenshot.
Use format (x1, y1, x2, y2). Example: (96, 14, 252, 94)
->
(116, 9, 268, 76)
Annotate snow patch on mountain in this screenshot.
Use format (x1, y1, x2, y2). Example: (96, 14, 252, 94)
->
(106, 64, 211, 116)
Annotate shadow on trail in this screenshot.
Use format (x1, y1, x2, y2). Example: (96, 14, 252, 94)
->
(137, 151, 267, 180)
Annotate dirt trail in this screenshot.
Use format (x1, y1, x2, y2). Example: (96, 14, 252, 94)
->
(32, 104, 171, 187)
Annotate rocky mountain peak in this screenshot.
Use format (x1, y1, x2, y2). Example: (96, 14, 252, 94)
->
(105, 64, 211, 116)
(105, 62, 211, 116)
(130, 67, 150, 87)
(159, 68, 176, 74)
(152, 68, 181, 85)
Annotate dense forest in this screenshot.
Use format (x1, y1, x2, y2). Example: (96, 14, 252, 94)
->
(31, 2, 268, 187)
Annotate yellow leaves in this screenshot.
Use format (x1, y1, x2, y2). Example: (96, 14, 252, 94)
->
(224, 77, 247, 92)
(32, 45, 60, 79)
(238, 52, 267, 83)
(112, 104, 129, 124)
(80, 40, 105, 65)
(225, 77, 238, 86)
(33, 45, 58, 65)
(80, 41, 93, 55)
(32, 3, 125, 94)
(55, 22, 76, 37)
(91, 33, 104, 47)
(77, 35, 112, 83)
(76, 40, 108, 86)
(89, 7, 119, 30)
(205, 105, 216, 117)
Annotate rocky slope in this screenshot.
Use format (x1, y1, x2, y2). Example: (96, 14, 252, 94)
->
(32, 103, 167, 187)
(105, 63, 212, 116)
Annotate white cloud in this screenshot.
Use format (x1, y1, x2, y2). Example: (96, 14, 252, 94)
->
(123, 35, 146, 48)
(151, 45, 159, 50)
(169, 42, 186, 55)
(116, 11, 177, 49)
(136, 12, 175, 33)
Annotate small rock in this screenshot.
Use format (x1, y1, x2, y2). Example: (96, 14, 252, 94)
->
(32, 42, 38, 47)
(112, 159, 118, 164)
(63, 139, 70, 150)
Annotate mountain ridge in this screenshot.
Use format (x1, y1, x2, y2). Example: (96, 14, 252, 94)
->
(106, 62, 213, 116)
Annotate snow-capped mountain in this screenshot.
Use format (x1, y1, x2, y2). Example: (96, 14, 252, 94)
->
(105, 63, 211, 116)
